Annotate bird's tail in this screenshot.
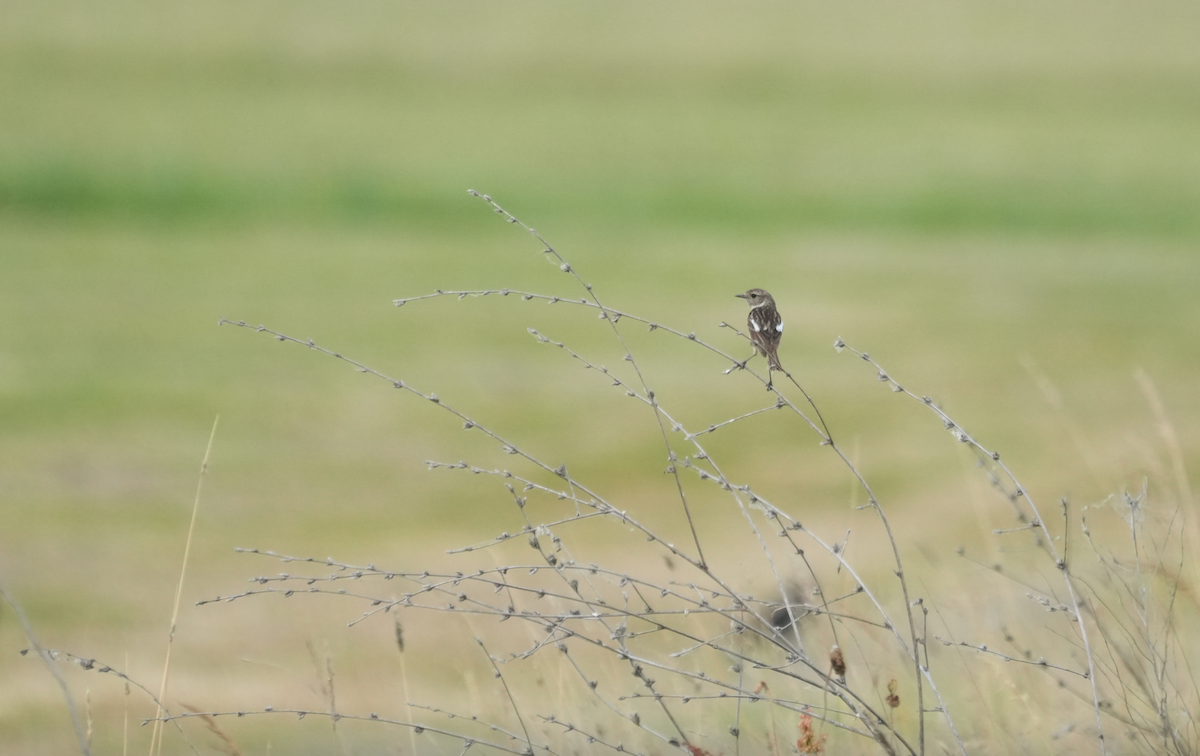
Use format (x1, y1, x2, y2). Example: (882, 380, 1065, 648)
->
(767, 350, 784, 373)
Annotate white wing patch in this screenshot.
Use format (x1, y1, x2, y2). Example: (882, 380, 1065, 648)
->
(776, 322, 784, 332)
(751, 320, 761, 332)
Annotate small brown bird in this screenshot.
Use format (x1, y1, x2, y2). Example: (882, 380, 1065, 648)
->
(736, 288, 784, 389)
(829, 644, 847, 684)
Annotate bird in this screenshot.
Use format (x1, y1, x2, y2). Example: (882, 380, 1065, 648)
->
(735, 288, 784, 389)
(829, 645, 847, 684)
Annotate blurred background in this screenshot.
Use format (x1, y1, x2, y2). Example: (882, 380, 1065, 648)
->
(2, 1, 1198, 753)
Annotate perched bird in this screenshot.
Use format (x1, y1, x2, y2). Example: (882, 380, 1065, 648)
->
(829, 645, 847, 685)
(735, 288, 784, 389)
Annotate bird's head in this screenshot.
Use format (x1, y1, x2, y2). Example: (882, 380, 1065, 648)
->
(736, 288, 775, 307)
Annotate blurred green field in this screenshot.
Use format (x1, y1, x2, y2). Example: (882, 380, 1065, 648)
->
(2, 2, 1199, 754)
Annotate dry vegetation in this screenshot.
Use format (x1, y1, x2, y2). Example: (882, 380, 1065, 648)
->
(13, 195, 1196, 756)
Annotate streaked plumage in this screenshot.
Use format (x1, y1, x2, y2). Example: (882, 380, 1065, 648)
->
(736, 288, 785, 389)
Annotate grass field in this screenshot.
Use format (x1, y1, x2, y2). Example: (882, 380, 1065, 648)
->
(2, 2, 1199, 754)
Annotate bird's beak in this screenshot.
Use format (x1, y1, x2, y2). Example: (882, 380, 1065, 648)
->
(735, 293, 748, 300)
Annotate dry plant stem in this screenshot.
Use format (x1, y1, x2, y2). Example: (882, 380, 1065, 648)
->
(538, 714, 648, 756)
(394, 620, 419, 756)
(151, 415, 218, 756)
(444, 510, 611, 554)
(477, 638, 535, 755)
(178, 705, 241, 756)
(408, 703, 548, 754)
(26, 649, 198, 753)
(466, 190, 708, 573)
(149, 708, 535, 755)
(307, 640, 345, 755)
(732, 616, 745, 756)
(838, 340, 1109, 755)
(124, 652, 130, 756)
(934, 637, 1087, 677)
(914, 602, 963, 749)
(2, 589, 93, 756)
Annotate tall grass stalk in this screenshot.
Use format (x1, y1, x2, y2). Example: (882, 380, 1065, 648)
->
(149, 415, 218, 756)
